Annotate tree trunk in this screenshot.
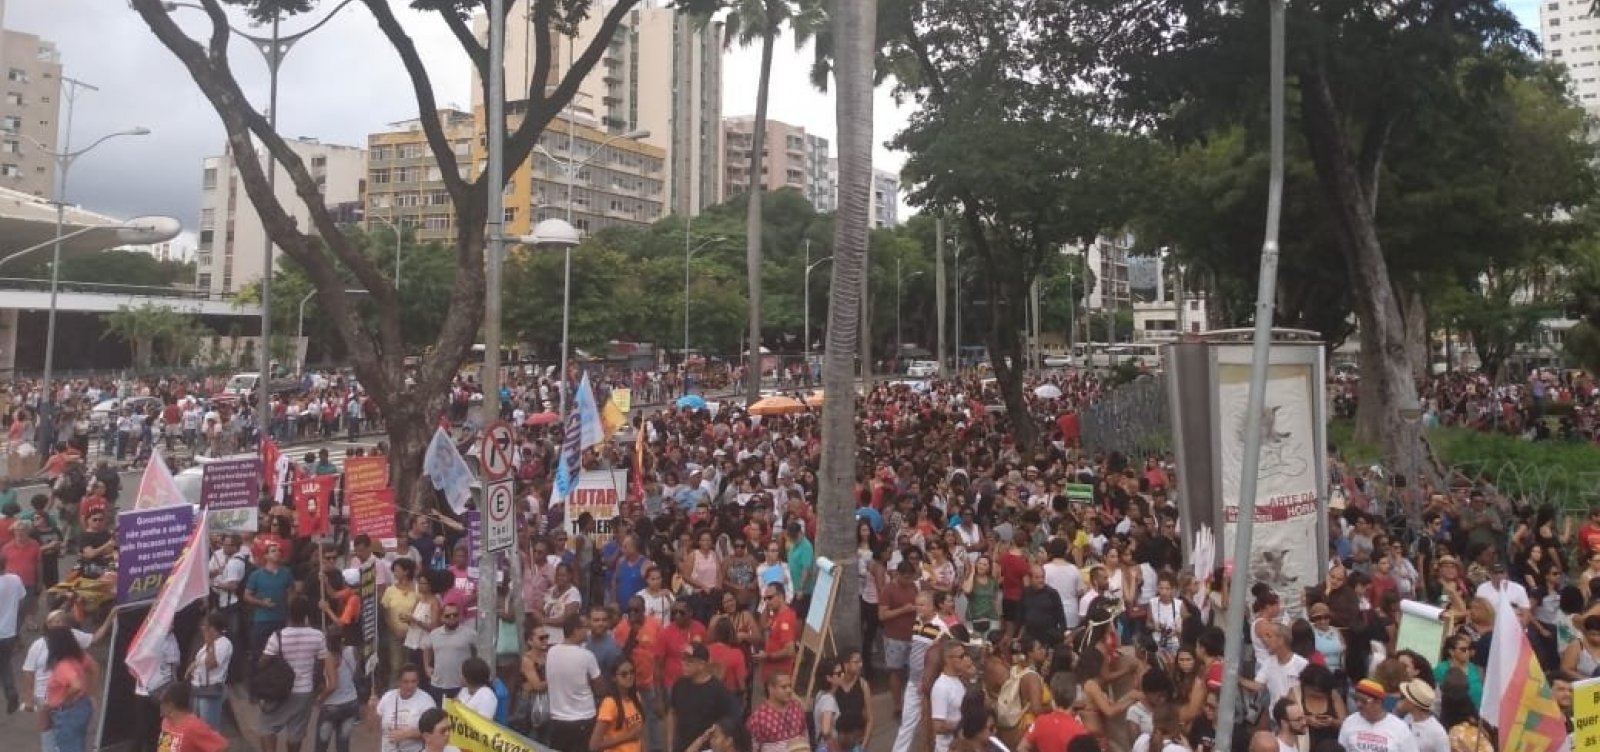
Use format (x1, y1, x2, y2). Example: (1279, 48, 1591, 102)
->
(818, 0, 875, 656)
(1300, 67, 1431, 485)
(986, 272, 1038, 450)
(745, 25, 776, 406)
(1401, 285, 1428, 382)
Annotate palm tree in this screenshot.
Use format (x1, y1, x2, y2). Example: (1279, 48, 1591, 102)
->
(816, 0, 875, 653)
(716, 0, 825, 403)
(104, 303, 190, 368)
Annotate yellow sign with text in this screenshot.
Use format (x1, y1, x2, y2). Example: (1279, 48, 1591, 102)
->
(1573, 677, 1600, 752)
(444, 699, 555, 752)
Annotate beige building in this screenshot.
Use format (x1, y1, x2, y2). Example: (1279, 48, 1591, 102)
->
(365, 109, 477, 244)
(0, 4, 62, 200)
(196, 138, 367, 295)
(721, 116, 832, 211)
(476, 1, 722, 218)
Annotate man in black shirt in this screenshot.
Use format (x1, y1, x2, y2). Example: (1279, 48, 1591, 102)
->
(666, 643, 738, 752)
(75, 509, 115, 577)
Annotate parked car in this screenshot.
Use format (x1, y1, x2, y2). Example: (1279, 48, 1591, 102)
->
(1042, 353, 1075, 369)
(906, 360, 939, 378)
(88, 396, 162, 434)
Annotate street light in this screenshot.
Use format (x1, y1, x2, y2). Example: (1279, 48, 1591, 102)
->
(296, 288, 367, 375)
(518, 218, 581, 418)
(682, 235, 726, 364)
(368, 214, 404, 346)
(26, 126, 153, 420)
(895, 256, 924, 369)
(164, 0, 358, 435)
(803, 241, 833, 379)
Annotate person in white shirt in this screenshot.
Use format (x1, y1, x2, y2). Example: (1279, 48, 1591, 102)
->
(929, 642, 971, 752)
(188, 612, 233, 732)
(1041, 540, 1082, 629)
(1255, 622, 1308, 707)
(1271, 698, 1310, 752)
(1339, 679, 1420, 752)
(375, 665, 438, 752)
(133, 631, 181, 752)
(456, 657, 498, 720)
(1473, 562, 1531, 614)
(546, 613, 602, 752)
(0, 553, 28, 713)
(1398, 680, 1448, 752)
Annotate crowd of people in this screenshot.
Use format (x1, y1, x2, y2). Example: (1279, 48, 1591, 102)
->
(2, 362, 1596, 752)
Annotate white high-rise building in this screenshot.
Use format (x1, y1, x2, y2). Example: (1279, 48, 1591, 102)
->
(195, 138, 366, 295)
(1541, 1, 1600, 112)
(476, 1, 723, 218)
(0, 0, 63, 200)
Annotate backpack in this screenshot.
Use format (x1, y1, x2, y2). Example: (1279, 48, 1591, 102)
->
(995, 665, 1034, 729)
(250, 630, 295, 704)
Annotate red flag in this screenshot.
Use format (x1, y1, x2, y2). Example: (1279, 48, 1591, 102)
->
(260, 438, 281, 497)
(293, 475, 335, 537)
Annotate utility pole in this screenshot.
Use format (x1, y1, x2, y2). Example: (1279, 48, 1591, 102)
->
(477, 0, 508, 659)
(935, 217, 947, 376)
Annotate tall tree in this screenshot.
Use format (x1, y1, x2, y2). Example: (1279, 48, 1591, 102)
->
(1052, 0, 1539, 482)
(129, 0, 647, 506)
(817, 0, 874, 652)
(711, 0, 824, 403)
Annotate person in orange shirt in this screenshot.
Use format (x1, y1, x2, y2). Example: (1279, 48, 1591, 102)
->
(615, 595, 667, 751)
(156, 683, 228, 752)
(754, 582, 798, 683)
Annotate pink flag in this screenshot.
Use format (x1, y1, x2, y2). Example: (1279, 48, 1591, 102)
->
(125, 517, 210, 688)
(132, 446, 186, 510)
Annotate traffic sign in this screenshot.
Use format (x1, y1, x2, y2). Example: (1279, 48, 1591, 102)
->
(484, 478, 515, 554)
(480, 421, 515, 481)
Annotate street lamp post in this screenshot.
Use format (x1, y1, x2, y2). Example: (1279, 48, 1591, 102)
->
(163, 0, 359, 436)
(531, 128, 648, 417)
(369, 214, 404, 346)
(297, 288, 367, 376)
(803, 243, 833, 383)
(895, 257, 923, 370)
(28, 126, 151, 419)
(953, 238, 963, 371)
(681, 235, 726, 365)
(522, 220, 582, 421)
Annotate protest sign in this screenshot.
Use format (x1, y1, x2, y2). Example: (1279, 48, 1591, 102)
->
(343, 456, 388, 494)
(564, 469, 627, 543)
(117, 505, 197, 603)
(201, 456, 260, 533)
(1574, 677, 1600, 752)
(444, 699, 555, 752)
(349, 488, 397, 549)
(293, 475, 335, 537)
(359, 560, 379, 674)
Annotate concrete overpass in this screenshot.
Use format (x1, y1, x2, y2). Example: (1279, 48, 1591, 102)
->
(0, 278, 261, 316)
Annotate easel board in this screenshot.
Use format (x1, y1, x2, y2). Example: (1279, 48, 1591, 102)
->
(795, 556, 842, 698)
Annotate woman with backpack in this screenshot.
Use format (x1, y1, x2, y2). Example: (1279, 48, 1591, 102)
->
(995, 637, 1051, 750)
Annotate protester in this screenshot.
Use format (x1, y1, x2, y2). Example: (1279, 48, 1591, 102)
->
(156, 683, 228, 752)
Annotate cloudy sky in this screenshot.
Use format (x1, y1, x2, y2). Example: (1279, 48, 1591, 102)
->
(6, 0, 1544, 238)
(5, 0, 914, 239)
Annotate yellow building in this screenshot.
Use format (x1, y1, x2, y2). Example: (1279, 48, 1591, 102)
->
(365, 109, 476, 243)
(473, 100, 667, 237)
(365, 104, 666, 241)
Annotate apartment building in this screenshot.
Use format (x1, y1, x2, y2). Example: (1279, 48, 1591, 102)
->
(0, 9, 61, 199)
(477, 1, 722, 218)
(871, 168, 899, 228)
(365, 109, 476, 244)
(196, 138, 366, 295)
(721, 116, 832, 212)
(1067, 233, 1134, 311)
(1542, 0, 1600, 112)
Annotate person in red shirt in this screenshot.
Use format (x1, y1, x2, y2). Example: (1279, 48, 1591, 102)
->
(156, 683, 228, 752)
(615, 595, 666, 704)
(755, 582, 798, 683)
(1017, 702, 1090, 752)
(706, 618, 749, 703)
(1578, 507, 1600, 556)
(78, 481, 108, 525)
(657, 602, 707, 689)
(998, 533, 1030, 641)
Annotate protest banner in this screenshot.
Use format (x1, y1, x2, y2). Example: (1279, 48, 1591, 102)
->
(349, 487, 398, 549)
(444, 699, 555, 752)
(343, 456, 389, 494)
(293, 475, 335, 537)
(564, 469, 628, 543)
(201, 456, 260, 533)
(359, 560, 379, 674)
(116, 505, 197, 603)
(1575, 677, 1600, 752)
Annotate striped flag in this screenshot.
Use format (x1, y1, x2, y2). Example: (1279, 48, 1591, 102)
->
(126, 516, 210, 688)
(1481, 595, 1568, 752)
(132, 446, 186, 510)
(574, 373, 605, 450)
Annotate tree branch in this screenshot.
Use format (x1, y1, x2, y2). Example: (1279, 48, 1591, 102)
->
(506, 0, 641, 164)
(362, 0, 470, 206)
(440, 8, 490, 79)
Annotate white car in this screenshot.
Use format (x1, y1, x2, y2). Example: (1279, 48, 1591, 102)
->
(906, 360, 939, 378)
(1042, 354, 1075, 369)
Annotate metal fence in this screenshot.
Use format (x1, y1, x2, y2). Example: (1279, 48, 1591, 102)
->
(1080, 375, 1172, 458)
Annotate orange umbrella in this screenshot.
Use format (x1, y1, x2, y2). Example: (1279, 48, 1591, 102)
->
(748, 395, 806, 416)
(804, 390, 825, 408)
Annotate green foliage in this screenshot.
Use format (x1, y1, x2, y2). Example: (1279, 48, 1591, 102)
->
(103, 303, 209, 368)
(14, 249, 195, 292)
(1428, 427, 1600, 513)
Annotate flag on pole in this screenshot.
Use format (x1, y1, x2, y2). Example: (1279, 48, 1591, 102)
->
(133, 446, 186, 510)
(574, 373, 605, 450)
(554, 404, 583, 502)
(126, 516, 211, 688)
(422, 426, 473, 514)
(1481, 595, 1568, 752)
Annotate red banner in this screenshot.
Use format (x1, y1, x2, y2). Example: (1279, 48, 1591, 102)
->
(293, 475, 335, 537)
(349, 488, 397, 544)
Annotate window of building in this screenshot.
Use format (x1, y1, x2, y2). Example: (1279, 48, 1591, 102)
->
(4, 92, 21, 106)
(0, 140, 16, 154)
(0, 164, 19, 177)
(0, 116, 18, 133)
(196, 253, 212, 267)
(430, 190, 450, 205)
(202, 167, 218, 189)
(398, 143, 425, 159)
(1551, 18, 1561, 26)
(312, 155, 327, 168)
(1553, 33, 1563, 41)
(504, 207, 517, 222)
(197, 273, 212, 289)
(200, 208, 215, 228)
(371, 168, 390, 184)
(424, 214, 451, 230)
(5, 69, 24, 83)
(396, 193, 421, 207)
(370, 145, 390, 161)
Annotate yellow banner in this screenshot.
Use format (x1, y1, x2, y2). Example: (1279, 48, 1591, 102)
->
(601, 387, 632, 438)
(444, 699, 554, 752)
(1574, 677, 1600, 752)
